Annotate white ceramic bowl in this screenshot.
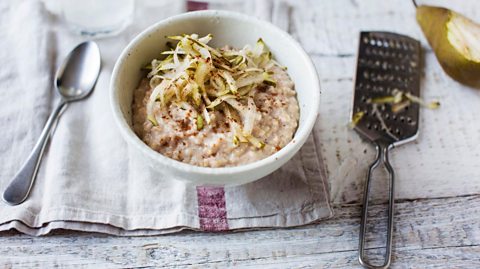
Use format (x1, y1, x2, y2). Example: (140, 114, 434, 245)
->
(110, 10, 320, 186)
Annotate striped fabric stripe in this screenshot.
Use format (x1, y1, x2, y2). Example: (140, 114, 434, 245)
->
(187, 1, 209, 11)
(196, 186, 228, 231)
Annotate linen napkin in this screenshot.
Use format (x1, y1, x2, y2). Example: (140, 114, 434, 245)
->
(0, 0, 332, 236)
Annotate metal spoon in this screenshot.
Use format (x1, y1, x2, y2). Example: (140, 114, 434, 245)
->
(2, 41, 101, 206)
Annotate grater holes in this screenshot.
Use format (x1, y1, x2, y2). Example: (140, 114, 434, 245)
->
(383, 39, 389, 48)
(358, 36, 420, 134)
(363, 70, 370, 79)
(395, 40, 402, 49)
(407, 117, 417, 126)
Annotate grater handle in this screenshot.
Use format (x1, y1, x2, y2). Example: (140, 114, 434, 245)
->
(358, 141, 395, 269)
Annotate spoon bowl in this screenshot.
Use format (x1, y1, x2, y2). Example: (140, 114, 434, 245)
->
(56, 41, 101, 100)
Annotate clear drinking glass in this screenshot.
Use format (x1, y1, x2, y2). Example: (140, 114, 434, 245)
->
(61, 0, 135, 37)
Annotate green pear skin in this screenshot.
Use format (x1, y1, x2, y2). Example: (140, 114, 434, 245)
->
(417, 5, 480, 89)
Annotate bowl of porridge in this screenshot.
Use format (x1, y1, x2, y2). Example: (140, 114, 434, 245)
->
(110, 10, 320, 186)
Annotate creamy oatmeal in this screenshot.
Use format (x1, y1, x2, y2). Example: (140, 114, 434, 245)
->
(132, 34, 299, 167)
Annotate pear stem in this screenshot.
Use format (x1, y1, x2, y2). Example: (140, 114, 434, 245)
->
(412, 0, 418, 7)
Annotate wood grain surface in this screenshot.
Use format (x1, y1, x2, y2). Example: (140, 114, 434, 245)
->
(1, 195, 479, 268)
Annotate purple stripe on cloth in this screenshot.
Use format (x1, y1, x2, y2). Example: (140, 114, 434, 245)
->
(196, 186, 229, 231)
(187, 1, 209, 12)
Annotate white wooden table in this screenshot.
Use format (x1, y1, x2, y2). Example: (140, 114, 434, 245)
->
(1, 0, 480, 268)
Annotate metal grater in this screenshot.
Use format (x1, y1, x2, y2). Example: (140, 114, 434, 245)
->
(352, 32, 421, 269)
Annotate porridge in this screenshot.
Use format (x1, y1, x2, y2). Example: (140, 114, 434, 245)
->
(132, 34, 299, 167)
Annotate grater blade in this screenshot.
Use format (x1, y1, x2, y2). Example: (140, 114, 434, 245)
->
(351, 32, 421, 146)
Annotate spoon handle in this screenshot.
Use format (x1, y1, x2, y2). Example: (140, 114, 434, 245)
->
(3, 101, 67, 205)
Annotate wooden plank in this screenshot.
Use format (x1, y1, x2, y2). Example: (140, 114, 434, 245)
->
(1, 195, 478, 268)
(288, 0, 480, 56)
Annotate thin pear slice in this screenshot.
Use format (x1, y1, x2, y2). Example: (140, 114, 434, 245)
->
(417, 5, 480, 88)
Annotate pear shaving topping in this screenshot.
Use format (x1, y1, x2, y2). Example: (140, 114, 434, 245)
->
(349, 90, 439, 129)
(145, 34, 279, 148)
(349, 111, 365, 129)
(368, 89, 440, 112)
